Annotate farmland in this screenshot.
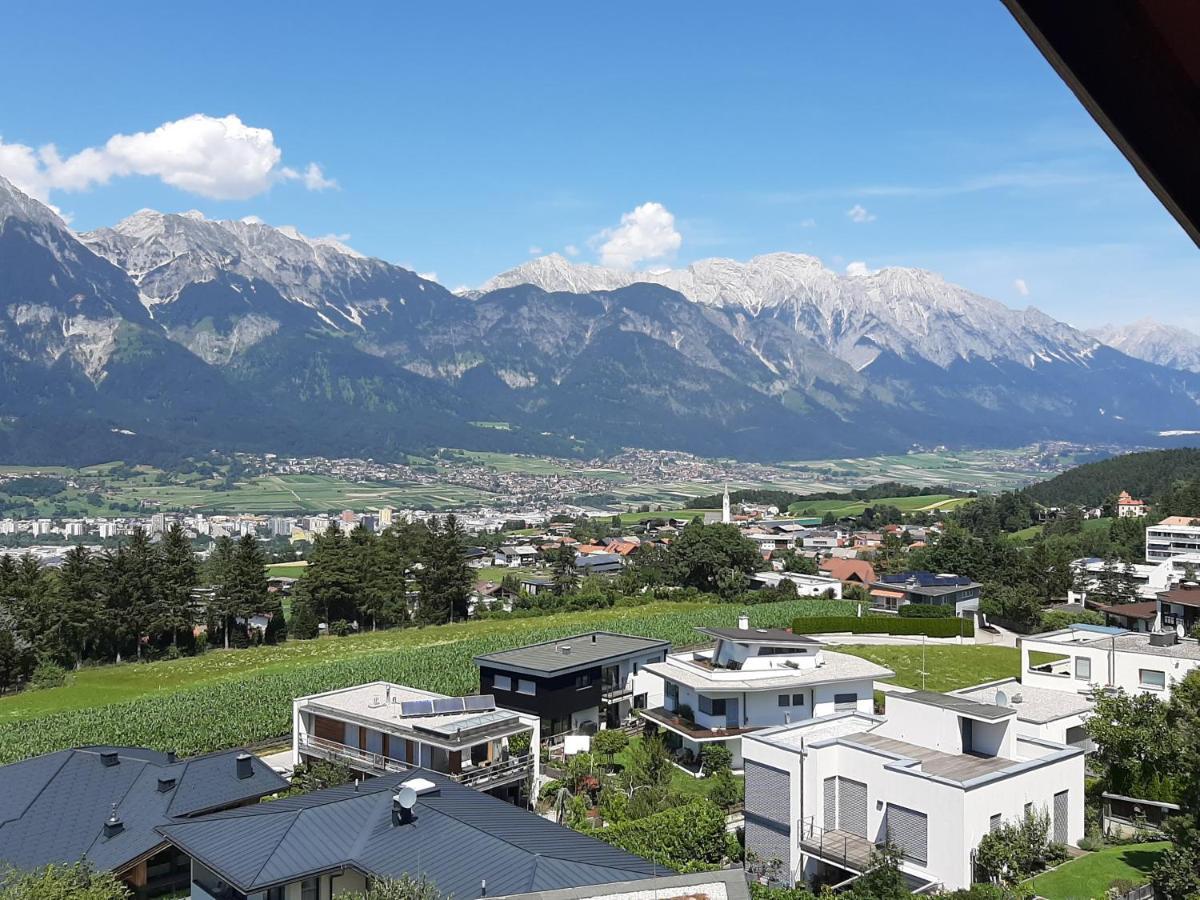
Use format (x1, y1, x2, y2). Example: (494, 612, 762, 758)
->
(786, 493, 970, 517)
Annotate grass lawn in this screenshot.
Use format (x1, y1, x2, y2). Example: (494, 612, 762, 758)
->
(837, 644, 1022, 692)
(1026, 842, 1170, 900)
(611, 736, 742, 801)
(786, 493, 971, 517)
(266, 561, 308, 578)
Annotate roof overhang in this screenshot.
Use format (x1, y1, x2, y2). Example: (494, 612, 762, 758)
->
(1002, 0, 1200, 247)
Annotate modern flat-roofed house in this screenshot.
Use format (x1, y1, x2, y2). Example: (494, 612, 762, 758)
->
(159, 770, 659, 900)
(870, 571, 982, 615)
(742, 690, 1084, 892)
(952, 678, 1094, 751)
(750, 571, 843, 598)
(1021, 624, 1200, 699)
(474, 633, 669, 738)
(640, 618, 892, 771)
(0, 746, 286, 898)
(293, 683, 539, 805)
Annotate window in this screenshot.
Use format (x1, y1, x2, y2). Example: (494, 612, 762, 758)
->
(267, 888, 286, 900)
(1074, 657, 1091, 681)
(792, 693, 805, 707)
(301, 878, 319, 900)
(574, 673, 593, 689)
(989, 813, 1001, 832)
(834, 692, 858, 711)
(778, 694, 790, 708)
(493, 674, 512, 691)
(778, 693, 806, 707)
(1024, 802, 1034, 818)
(1139, 669, 1166, 690)
(665, 683, 679, 709)
(698, 695, 727, 716)
(516, 679, 536, 695)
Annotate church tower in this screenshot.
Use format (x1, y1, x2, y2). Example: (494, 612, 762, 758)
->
(722, 483, 731, 524)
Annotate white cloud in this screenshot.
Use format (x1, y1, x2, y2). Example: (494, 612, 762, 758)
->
(595, 201, 682, 269)
(846, 204, 876, 224)
(563, 244, 580, 257)
(1014, 278, 1029, 296)
(0, 114, 334, 202)
(799, 218, 817, 228)
(846, 261, 876, 277)
(528, 245, 543, 255)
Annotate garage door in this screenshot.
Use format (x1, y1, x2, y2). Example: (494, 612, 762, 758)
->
(885, 804, 928, 866)
(1053, 791, 1069, 844)
(837, 778, 868, 838)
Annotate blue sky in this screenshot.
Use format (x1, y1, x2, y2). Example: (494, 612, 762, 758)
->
(2, 1, 1197, 329)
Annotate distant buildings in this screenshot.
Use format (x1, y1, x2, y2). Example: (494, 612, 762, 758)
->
(869, 571, 982, 615)
(1115, 490, 1147, 518)
(1146, 515, 1200, 563)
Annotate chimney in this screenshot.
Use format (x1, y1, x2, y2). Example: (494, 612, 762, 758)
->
(157, 776, 177, 793)
(103, 804, 124, 838)
(166, 751, 177, 763)
(738, 614, 750, 630)
(100, 751, 120, 767)
(236, 753, 254, 780)
(591, 634, 597, 643)
(559, 644, 572, 655)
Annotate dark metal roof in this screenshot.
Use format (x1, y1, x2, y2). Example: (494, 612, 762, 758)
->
(696, 627, 819, 645)
(876, 571, 976, 589)
(0, 746, 286, 875)
(158, 770, 658, 895)
(474, 632, 669, 677)
(894, 690, 1015, 721)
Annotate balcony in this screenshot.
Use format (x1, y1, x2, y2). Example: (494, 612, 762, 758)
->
(639, 707, 762, 741)
(797, 817, 880, 874)
(297, 735, 534, 788)
(601, 681, 632, 702)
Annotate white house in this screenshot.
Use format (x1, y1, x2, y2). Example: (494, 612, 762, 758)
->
(750, 571, 844, 598)
(1067, 551, 1200, 605)
(1021, 624, 1200, 699)
(640, 618, 892, 771)
(952, 679, 1093, 750)
(293, 682, 540, 806)
(742, 690, 1085, 892)
(494, 544, 539, 567)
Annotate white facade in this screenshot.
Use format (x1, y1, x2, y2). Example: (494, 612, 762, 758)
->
(1146, 517, 1200, 563)
(751, 571, 844, 599)
(743, 692, 1085, 892)
(1021, 626, 1200, 699)
(952, 679, 1093, 750)
(1068, 552, 1200, 605)
(642, 624, 891, 770)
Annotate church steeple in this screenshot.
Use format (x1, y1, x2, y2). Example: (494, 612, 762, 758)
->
(722, 482, 731, 524)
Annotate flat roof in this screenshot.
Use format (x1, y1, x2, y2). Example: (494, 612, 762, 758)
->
(891, 690, 1015, 721)
(498, 868, 752, 900)
(953, 679, 1093, 725)
(645, 651, 893, 693)
(748, 711, 886, 753)
(473, 632, 670, 676)
(696, 626, 821, 645)
(844, 732, 1019, 784)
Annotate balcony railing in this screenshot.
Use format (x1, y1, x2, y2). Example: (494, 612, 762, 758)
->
(797, 816, 880, 873)
(298, 735, 533, 787)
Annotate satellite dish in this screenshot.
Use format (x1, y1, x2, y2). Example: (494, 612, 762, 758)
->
(395, 786, 418, 810)
(1177, 623, 1186, 639)
(995, 689, 1009, 707)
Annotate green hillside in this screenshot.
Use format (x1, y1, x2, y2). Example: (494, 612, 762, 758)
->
(1023, 447, 1200, 508)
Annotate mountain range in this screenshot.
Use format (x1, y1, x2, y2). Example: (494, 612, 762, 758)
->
(1, 173, 1198, 466)
(1087, 318, 1200, 374)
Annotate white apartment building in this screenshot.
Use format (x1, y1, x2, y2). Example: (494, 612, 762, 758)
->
(743, 691, 1085, 892)
(1145, 516, 1200, 563)
(293, 682, 539, 806)
(1022, 624, 1200, 699)
(640, 618, 892, 771)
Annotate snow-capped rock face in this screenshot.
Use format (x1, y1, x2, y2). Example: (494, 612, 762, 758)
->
(1089, 318, 1200, 373)
(481, 253, 1100, 370)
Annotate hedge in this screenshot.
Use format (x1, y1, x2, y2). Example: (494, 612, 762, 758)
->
(897, 603, 957, 618)
(592, 800, 727, 871)
(791, 615, 973, 638)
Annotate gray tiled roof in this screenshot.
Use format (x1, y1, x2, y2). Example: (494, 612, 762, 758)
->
(158, 771, 658, 895)
(474, 632, 669, 676)
(0, 746, 286, 875)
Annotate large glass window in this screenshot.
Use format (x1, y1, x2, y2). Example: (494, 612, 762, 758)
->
(493, 674, 512, 691)
(834, 692, 858, 711)
(1140, 669, 1166, 690)
(698, 695, 727, 716)
(301, 878, 319, 900)
(516, 679, 536, 695)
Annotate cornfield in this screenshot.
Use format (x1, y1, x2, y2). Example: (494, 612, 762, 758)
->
(0, 597, 851, 764)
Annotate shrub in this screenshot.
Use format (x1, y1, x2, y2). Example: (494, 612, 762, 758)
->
(0, 862, 130, 900)
(26, 660, 69, 691)
(329, 620, 353, 637)
(591, 729, 628, 765)
(594, 800, 727, 871)
(1040, 609, 1104, 631)
(707, 769, 741, 809)
(699, 743, 732, 775)
(898, 603, 956, 618)
(974, 810, 1057, 885)
(791, 615, 972, 638)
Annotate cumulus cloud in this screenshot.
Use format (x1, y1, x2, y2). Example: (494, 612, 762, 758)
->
(846, 204, 876, 223)
(845, 261, 876, 277)
(596, 201, 682, 268)
(0, 114, 334, 203)
(563, 244, 580, 257)
(528, 245, 543, 255)
(1014, 278, 1030, 296)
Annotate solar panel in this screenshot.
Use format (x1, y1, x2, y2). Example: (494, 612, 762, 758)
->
(399, 699, 435, 717)
(432, 697, 465, 715)
(463, 695, 496, 712)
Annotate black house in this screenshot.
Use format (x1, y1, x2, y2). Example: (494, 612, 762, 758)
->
(474, 632, 670, 738)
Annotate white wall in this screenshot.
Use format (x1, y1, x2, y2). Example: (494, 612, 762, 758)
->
(1022, 636, 1200, 699)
